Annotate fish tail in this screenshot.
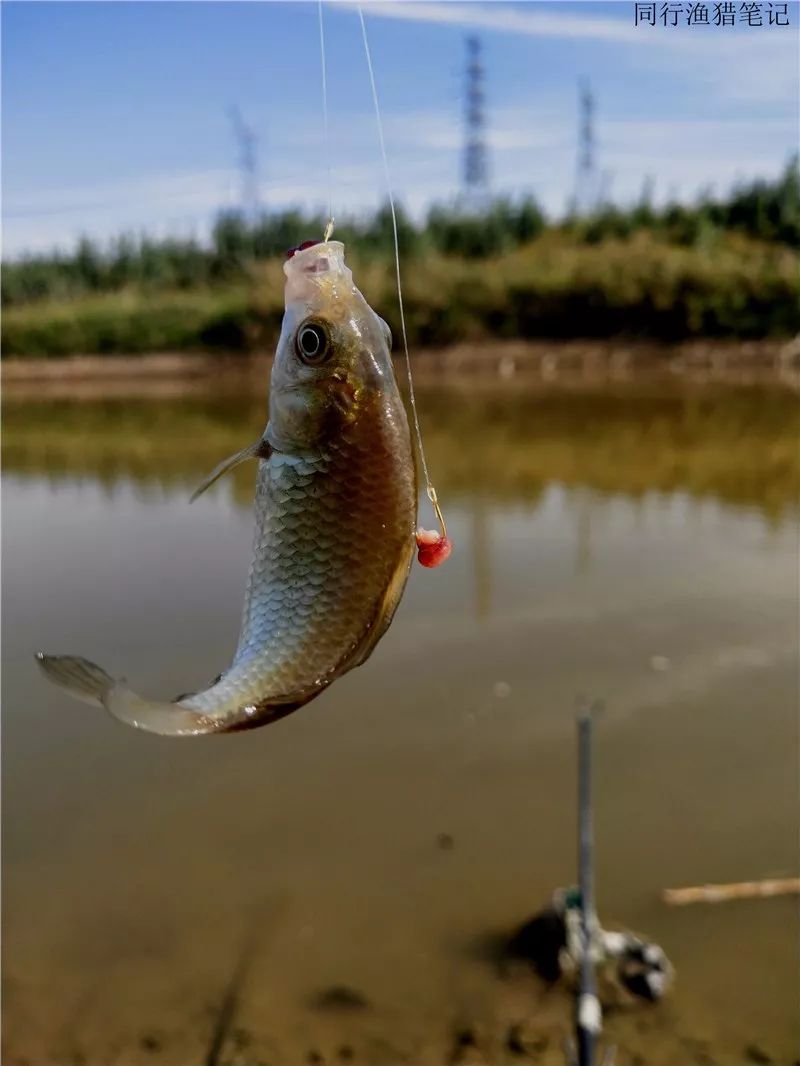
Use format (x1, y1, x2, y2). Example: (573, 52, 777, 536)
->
(35, 653, 224, 737)
(35, 653, 115, 707)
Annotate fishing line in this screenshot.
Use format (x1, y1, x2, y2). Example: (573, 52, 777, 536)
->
(357, 5, 447, 541)
(318, 0, 335, 241)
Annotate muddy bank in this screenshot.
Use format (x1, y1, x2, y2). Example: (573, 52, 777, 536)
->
(2, 338, 799, 400)
(3, 946, 792, 1066)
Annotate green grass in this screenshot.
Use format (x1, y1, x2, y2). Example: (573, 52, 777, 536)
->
(0, 285, 261, 358)
(2, 232, 797, 358)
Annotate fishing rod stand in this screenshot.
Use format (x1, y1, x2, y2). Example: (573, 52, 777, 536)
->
(505, 700, 673, 1063)
(565, 701, 673, 1064)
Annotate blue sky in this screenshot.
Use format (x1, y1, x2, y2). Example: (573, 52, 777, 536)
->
(2, 0, 798, 256)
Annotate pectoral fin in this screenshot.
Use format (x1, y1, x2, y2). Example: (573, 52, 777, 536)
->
(190, 439, 272, 502)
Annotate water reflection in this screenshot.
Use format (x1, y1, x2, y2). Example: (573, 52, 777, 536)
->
(471, 497, 492, 621)
(3, 381, 798, 517)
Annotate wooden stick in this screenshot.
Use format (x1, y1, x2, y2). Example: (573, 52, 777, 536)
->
(663, 878, 800, 906)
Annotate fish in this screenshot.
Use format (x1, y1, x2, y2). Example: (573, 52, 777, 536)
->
(36, 240, 417, 736)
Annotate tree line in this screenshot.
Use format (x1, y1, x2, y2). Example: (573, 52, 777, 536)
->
(3, 158, 797, 308)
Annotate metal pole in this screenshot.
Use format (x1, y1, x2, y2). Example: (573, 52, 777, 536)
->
(576, 703, 600, 1066)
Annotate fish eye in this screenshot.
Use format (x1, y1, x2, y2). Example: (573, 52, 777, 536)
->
(295, 319, 331, 365)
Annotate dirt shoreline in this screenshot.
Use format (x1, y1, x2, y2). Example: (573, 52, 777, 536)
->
(3, 339, 799, 381)
(3, 961, 790, 1066)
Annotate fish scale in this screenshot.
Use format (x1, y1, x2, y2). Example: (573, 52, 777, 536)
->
(224, 413, 414, 703)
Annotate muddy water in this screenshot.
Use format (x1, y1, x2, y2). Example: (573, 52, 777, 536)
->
(2, 378, 798, 1065)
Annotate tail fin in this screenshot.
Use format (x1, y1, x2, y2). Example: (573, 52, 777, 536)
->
(35, 653, 115, 707)
(35, 653, 223, 737)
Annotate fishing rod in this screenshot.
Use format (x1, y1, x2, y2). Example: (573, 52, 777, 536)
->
(567, 702, 615, 1066)
(558, 703, 605, 1061)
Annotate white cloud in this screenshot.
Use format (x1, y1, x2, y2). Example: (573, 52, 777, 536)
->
(640, 27, 798, 106)
(348, 1, 798, 107)
(2, 170, 235, 256)
(553, 118, 792, 207)
(4, 169, 236, 221)
(341, 1, 644, 44)
(388, 105, 565, 153)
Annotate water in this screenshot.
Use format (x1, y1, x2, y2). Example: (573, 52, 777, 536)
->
(2, 377, 798, 1065)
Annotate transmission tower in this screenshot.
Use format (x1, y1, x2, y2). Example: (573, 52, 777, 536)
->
(574, 79, 599, 215)
(228, 105, 260, 220)
(463, 36, 489, 208)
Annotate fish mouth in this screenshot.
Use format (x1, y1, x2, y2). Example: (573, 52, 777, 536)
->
(285, 239, 344, 274)
(283, 241, 353, 303)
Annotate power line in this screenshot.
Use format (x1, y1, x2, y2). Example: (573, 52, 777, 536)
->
(227, 105, 260, 220)
(574, 79, 599, 215)
(462, 35, 489, 208)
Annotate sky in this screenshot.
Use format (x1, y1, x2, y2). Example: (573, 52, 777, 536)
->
(2, 0, 798, 257)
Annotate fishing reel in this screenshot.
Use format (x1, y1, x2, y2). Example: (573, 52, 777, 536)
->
(600, 928, 673, 1004)
(508, 886, 674, 1005)
(561, 887, 673, 1005)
